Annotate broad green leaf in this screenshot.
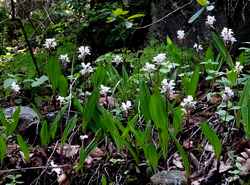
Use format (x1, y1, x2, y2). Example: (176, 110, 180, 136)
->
(61, 115, 77, 144)
(0, 136, 7, 161)
(83, 89, 99, 126)
(212, 32, 233, 68)
(58, 75, 68, 97)
(149, 93, 169, 158)
(40, 121, 49, 146)
(17, 135, 30, 161)
(144, 144, 159, 171)
(200, 122, 222, 160)
(171, 133, 190, 176)
(31, 75, 48, 87)
(188, 65, 200, 96)
(188, 7, 205, 23)
(241, 98, 250, 138)
(50, 106, 67, 140)
(139, 81, 151, 121)
(173, 107, 184, 135)
(7, 107, 20, 135)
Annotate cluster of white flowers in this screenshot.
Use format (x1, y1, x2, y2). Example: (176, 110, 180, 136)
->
(78, 46, 91, 59)
(44, 38, 57, 49)
(181, 96, 196, 109)
(80, 62, 94, 75)
(193, 43, 203, 52)
(222, 86, 234, 101)
(143, 63, 156, 73)
(177, 30, 185, 40)
(100, 85, 111, 96)
(235, 62, 243, 74)
(206, 15, 216, 26)
(57, 96, 70, 105)
(161, 79, 175, 95)
(112, 55, 123, 65)
(11, 81, 20, 93)
(221, 27, 236, 44)
(153, 53, 166, 65)
(59, 54, 70, 64)
(121, 100, 132, 112)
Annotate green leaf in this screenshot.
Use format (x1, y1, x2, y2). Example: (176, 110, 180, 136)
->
(188, 65, 200, 96)
(139, 81, 151, 121)
(17, 135, 30, 161)
(173, 107, 184, 135)
(171, 133, 190, 176)
(58, 75, 68, 96)
(31, 75, 48, 87)
(40, 121, 50, 146)
(112, 8, 129, 16)
(7, 107, 20, 135)
(143, 144, 159, 171)
(83, 89, 99, 126)
(149, 93, 169, 158)
(227, 69, 237, 86)
(101, 176, 107, 185)
(200, 122, 222, 160)
(61, 115, 77, 144)
(241, 98, 250, 138)
(128, 13, 145, 20)
(50, 106, 67, 140)
(188, 7, 205, 23)
(0, 136, 7, 162)
(212, 32, 233, 69)
(196, 0, 208, 6)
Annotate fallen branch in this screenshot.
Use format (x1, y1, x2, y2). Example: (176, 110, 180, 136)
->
(136, 0, 193, 30)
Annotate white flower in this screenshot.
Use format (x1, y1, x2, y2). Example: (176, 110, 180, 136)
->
(43, 38, 57, 49)
(142, 63, 156, 73)
(125, 21, 133, 29)
(206, 1, 215, 11)
(153, 53, 166, 65)
(80, 135, 88, 141)
(181, 96, 196, 109)
(222, 86, 234, 101)
(193, 43, 203, 52)
(221, 27, 237, 44)
(121, 100, 132, 112)
(206, 15, 216, 26)
(78, 46, 91, 59)
(177, 30, 185, 40)
(57, 96, 69, 105)
(11, 81, 20, 93)
(50, 161, 63, 177)
(80, 62, 94, 75)
(235, 62, 243, 73)
(112, 55, 123, 65)
(100, 85, 111, 95)
(161, 79, 175, 95)
(59, 54, 70, 63)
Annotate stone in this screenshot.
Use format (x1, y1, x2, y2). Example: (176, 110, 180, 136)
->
(4, 106, 40, 134)
(150, 170, 187, 185)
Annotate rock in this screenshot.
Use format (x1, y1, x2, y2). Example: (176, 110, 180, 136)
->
(150, 170, 187, 185)
(4, 106, 40, 134)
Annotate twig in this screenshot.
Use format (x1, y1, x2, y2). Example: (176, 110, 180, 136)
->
(32, 141, 59, 185)
(0, 164, 70, 174)
(136, 0, 193, 30)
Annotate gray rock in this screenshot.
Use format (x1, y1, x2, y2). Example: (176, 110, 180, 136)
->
(150, 170, 187, 185)
(4, 106, 40, 133)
